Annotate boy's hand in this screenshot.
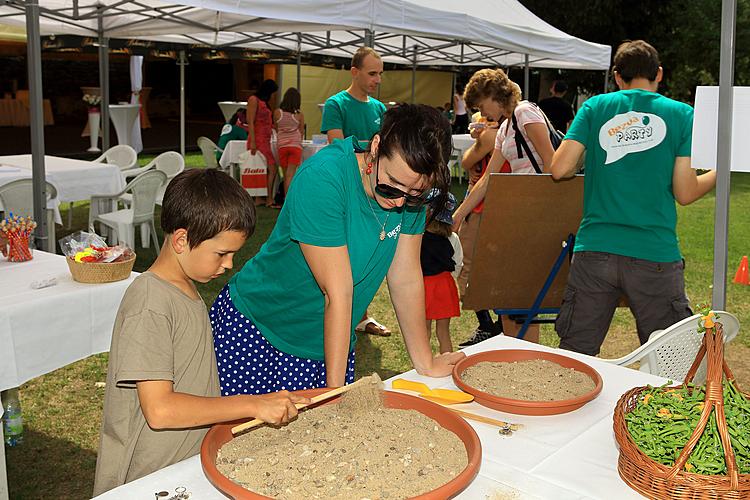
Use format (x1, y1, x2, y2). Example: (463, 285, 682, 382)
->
(252, 390, 310, 425)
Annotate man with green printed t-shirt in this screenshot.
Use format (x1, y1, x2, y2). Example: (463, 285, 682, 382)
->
(550, 40, 716, 356)
(321, 46, 391, 337)
(322, 47, 386, 149)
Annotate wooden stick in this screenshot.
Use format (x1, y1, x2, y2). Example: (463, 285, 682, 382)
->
(231, 378, 373, 435)
(446, 407, 522, 430)
(390, 388, 522, 430)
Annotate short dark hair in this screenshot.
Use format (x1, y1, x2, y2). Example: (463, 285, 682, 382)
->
(352, 47, 380, 69)
(279, 87, 301, 113)
(613, 40, 660, 83)
(552, 80, 568, 93)
(255, 79, 278, 103)
(374, 104, 452, 206)
(161, 168, 256, 248)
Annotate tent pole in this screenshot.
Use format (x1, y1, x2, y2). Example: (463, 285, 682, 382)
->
(603, 69, 609, 93)
(411, 46, 417, 104)
(296, 32, 302, 92)
(178, 50, 186, 157)
(523, 54, 530, 99)
(712, 0, 737, 310)
(98, 9, 110, 150)
(25, 0, 49, 252)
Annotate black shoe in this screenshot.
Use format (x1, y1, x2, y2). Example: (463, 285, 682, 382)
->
(459, 328, 503, 348)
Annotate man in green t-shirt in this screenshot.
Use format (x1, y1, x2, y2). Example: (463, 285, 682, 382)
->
(321, 46, 390, 336)
(216, 110, 248, 160)
(321, 46, 387, 147)
(550, 40, 716, 356)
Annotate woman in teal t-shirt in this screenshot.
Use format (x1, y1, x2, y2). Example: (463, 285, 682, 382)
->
(209, 104, 466, 394)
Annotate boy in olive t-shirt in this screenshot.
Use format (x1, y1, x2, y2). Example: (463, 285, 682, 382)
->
(550, 40, 716, 356)
(93, 169, 308, 495)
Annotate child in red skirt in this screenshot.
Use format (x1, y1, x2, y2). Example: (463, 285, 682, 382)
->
(421, 192, 463, 353)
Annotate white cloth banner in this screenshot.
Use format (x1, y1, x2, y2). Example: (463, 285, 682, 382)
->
(691, 86, 750, 172)
(129, 55, 144, 153)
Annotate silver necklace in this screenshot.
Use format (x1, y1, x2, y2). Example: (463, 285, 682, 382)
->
(360, 156, 390, 241)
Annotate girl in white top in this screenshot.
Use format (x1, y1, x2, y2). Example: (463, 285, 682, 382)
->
(452, 82, 469, 133)
(273, 87, 305, 193)
(451, 69, 556, 344)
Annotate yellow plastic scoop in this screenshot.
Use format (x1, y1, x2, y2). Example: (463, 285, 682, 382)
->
(391, 379, 474, 404)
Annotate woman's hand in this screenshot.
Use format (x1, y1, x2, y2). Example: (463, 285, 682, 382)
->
(417, 351, 467, 377)
(249, 141, 257, 155)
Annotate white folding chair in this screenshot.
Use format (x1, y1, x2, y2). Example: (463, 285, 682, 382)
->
(89, 170, 167, 255)
(152, 151, 185, 206)
(0, 179, 58, 253)
(601, 311, 740, 384)
(62, 145, 141, 228)
(197, 136, 223, 169)
(94, 144, 138, 171)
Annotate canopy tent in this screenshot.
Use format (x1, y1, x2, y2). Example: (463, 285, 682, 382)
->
(3, 0, 612, 262)
(0, 0, 611, 70)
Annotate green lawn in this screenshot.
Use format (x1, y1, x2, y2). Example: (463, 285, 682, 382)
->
(5, 154, 750, 498)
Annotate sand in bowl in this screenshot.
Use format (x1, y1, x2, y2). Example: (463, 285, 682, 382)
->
(216, 374, 468, 499)
(462, 360, 595, 401)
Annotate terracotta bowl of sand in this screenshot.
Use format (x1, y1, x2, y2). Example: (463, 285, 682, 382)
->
(453, 349, 603, 416)
(201, 387, 482, 499)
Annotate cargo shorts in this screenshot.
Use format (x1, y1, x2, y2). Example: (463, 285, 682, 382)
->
(556, 251, 692, 356)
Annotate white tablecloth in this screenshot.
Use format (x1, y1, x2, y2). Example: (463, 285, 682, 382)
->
(108, 104, 140, 149)
(0, 250, 136, 499)
(0, 155, 125, 227)
(218, 140, 327, 169)
(95, 336, 666, 499)
(217, 101, 247, 122)
(0, 250, 136, 392)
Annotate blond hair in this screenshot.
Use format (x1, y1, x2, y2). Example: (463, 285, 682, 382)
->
(352, 47, 381, 69)
(464, 69, 521, 110)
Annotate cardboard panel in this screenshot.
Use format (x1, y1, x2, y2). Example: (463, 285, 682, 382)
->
(462, 174, 584, 311)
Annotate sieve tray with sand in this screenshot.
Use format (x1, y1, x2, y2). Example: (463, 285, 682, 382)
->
(201, 374, 482, 499)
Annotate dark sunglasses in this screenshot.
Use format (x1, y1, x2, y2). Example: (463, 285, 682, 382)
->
(373, 156, 430, 206)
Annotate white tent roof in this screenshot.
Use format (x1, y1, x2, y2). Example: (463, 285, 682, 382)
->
(0, 0, 611, 70)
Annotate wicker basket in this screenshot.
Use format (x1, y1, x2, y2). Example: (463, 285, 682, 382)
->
(66, 254, 136, 283)
(613, 322, 750, 499)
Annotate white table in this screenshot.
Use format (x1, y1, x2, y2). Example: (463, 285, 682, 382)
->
(0, 155, 125, 226)
(108, 104, 140, 148)
(96, 336, 666, 499)
(218, 140, 327, 175)
(217, 101, 247, 122)
(0, 250, 137, 499)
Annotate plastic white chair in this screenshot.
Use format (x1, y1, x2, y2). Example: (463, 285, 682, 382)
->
(197, 136, 222, 169)
(88, 170, 167, 255)
(0, 179, 58, 253)
(601, 311, 740, 384)
(120, 150, 180, 180)
(61, 145, 141, 228)
(94, 145, 138, 171)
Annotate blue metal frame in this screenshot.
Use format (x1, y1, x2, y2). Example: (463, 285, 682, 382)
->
(494, 233, 575, 339)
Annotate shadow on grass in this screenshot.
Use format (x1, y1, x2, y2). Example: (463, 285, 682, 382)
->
(354, 332, 401, 381)
(6, 429, 97, 499)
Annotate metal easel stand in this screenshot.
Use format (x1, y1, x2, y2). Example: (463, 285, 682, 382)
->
(494, 233, 575, 340)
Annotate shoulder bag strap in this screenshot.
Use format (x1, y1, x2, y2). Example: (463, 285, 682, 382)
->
(511, 108, 542, 174)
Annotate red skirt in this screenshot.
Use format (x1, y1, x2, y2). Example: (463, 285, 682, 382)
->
(424, 271, 460, 320)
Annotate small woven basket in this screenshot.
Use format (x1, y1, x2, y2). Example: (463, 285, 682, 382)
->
(614, 322, 750, 499)
(66, 254, 135, 284)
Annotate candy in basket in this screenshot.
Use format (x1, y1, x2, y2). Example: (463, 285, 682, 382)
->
(59, 231, 136, 283)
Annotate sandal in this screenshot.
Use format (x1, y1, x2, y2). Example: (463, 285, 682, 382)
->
(355, 317, 391, 337)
